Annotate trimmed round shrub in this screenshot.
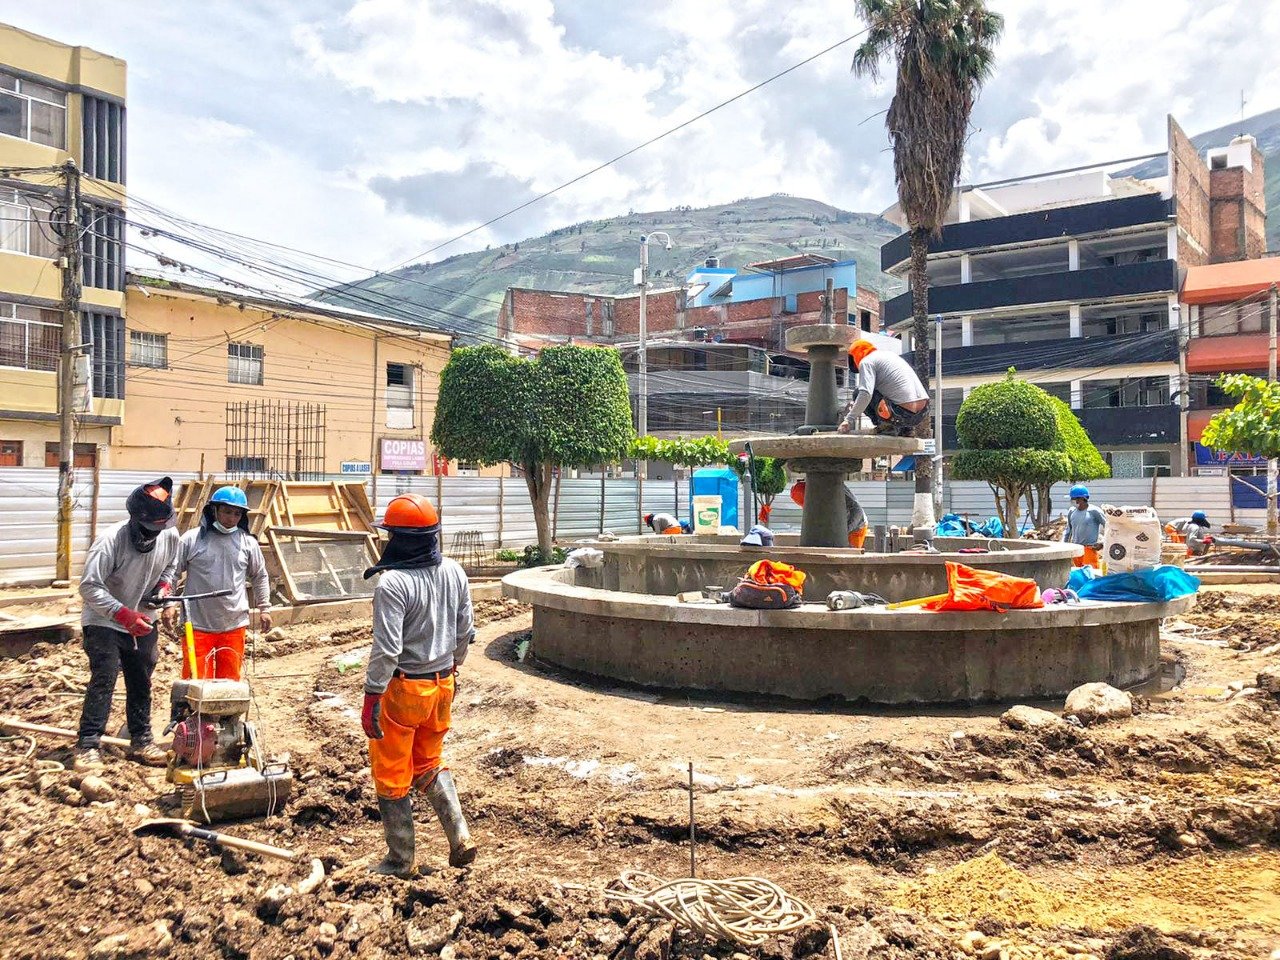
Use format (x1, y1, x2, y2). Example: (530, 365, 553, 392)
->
(955, 370, 1062, 452)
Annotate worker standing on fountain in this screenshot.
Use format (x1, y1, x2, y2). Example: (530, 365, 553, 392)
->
(75, 478, 180, 771)
(1064, 485, 1107, 568)
(790, 480, 869, 548)
(361, 493, 477, 878)
(172, 486, 271, 683)
(837, 340, 929, 437)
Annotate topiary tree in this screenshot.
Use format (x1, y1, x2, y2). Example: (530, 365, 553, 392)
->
(630, 435, 730, 514)
(433, 344, 633, 555)
(1028, 396, 1110, 528)
(1202, 373, 1280, 534)
(950, 370, 1070, 534)
(730, 453, 788, 524)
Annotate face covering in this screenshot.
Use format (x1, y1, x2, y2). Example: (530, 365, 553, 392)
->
(128, 518, 163, 553)
(363, 527, 442, 579)
(213, 521, 238, 535)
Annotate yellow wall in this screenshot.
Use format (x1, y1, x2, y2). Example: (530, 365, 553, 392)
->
(116, 285, 453, 476)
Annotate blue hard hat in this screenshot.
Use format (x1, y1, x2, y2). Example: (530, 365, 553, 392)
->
(1191, 510, 1209, 525)
(210, 486, 249, 509)
(1068, 485, 1090, 500)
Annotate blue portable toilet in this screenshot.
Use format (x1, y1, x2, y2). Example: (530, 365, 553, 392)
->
(689, 467, 739, 531)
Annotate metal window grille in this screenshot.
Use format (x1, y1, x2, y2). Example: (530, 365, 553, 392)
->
(0, 303, 60, 372)
(80, 311, 125, 399)
(81, 203, 125, 290)
(81, 94, 125, 184)
(128, 330, 167, 368)
(225, 400, 326, 480)
(228, 342, 264, 385)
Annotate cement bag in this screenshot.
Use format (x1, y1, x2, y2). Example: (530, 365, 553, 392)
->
(1100, 505, 1161, 573)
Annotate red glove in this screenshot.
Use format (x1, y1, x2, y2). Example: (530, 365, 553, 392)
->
(144, 580, 173, 607)
(113, 607, 154, 638)
(361, 693, 384, 740)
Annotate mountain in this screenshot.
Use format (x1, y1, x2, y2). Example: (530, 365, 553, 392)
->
(322, 195, 903, 342)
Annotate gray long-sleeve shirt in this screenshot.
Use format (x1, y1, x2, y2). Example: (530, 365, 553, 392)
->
(80, 521, 180, 634)
(176, 527, 270, 632)
(844, 351, 929, 423)
(844, 487, 867, 534)
(365, 560, 475, 695)
(1063, 506, 1107, 547)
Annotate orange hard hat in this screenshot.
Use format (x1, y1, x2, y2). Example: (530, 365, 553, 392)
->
(379, 493, 439, 529)
(789, 480, 806, 507)
(849, 339, 875, 367)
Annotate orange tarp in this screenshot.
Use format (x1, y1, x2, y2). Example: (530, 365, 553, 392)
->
(745, 559, 806, 591)
(921, 562, 1044, 612)
(1181, 260, 1280, 305)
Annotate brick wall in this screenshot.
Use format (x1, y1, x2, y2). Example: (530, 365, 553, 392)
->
(1169, 116, 1212, 267)
(855, 286, 882, 332)
(1207, 142, 1267, 262)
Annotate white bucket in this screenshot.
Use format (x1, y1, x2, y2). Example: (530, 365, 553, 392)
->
(692, 495, 722, 535)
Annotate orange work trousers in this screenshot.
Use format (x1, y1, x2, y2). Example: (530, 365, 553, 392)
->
(661, 526, 682, 534)
(182, 627, 246, 681)
(848, 528, 868, 549)
(1072, 546, 1100, 568)
(369, 674, 454, 800)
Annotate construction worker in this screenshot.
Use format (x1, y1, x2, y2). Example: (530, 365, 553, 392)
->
(837, 340, 930, 436)
(172, 486, 271, 683)
(789, 480, 869, 548)
(1064, 485, 1106, 568)
(1169, 511, 1213, 557)
(644, 512, 683, 534)
(75, 477, 180, 771)
(361, 493, 477, 877)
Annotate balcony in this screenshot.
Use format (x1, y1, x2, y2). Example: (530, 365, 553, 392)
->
(940, 404, 1179, 451)
(902, 331, 1179, 378)
(881, 193, 1173, 271)
(883, 260, 1179, 327)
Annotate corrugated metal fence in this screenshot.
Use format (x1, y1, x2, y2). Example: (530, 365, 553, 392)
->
(0, 468, 1265, 586)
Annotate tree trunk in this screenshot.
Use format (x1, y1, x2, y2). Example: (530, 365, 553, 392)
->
(908, 227, 935, 531)
(525, 461, 554, 556)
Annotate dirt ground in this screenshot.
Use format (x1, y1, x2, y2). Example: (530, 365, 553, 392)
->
(1, 586, 1279, 960)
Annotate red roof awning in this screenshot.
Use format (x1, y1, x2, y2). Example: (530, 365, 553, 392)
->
(1187, 333, 1271, 373)
(1182, 258, 1280, 304)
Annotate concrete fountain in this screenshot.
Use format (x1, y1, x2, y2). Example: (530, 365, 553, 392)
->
(502, 326, 1191, 705)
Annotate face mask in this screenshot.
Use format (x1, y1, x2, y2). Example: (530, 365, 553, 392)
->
(213, 521, 237, 535)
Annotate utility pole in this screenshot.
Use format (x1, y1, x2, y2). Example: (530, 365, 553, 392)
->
(1177, 302, 1189, 477)
(635, 232, 672, 478)
(55, 160, 82, 584)
(933, 314, 944, 521)
(1268, 284, 1277, 535)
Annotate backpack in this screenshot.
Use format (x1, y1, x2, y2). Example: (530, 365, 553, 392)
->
(728, 578, 802, 610)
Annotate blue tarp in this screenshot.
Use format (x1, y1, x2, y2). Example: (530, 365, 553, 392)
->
(1066, 565, 1200, 603)
(936, 514, 1005, 539)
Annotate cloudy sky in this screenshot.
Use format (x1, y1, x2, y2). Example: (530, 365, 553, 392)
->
(11, 0, 1280, 278)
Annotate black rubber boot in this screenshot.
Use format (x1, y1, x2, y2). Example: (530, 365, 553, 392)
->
(371, 796, 416, 878)
(424, 770, 477, 867)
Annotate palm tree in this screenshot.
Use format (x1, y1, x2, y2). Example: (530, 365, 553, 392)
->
(852, 0, 1004, 528)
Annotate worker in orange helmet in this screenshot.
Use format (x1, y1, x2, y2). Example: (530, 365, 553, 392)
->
(789, 480, 869, 548)
(838, 339, 930, 437)
(361, 493, 477, 877)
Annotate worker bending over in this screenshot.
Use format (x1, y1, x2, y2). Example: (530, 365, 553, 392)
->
(644, 512, 684, 534)
(362, 494, 477, 877)
(790, 480, 869, 548)
(1063, 485, 1106, 568)
(173, 486, 271, 683)
(838, 340, 929, 436)
(1168, 511, 1212, 557)
(76, 478, 180, 771)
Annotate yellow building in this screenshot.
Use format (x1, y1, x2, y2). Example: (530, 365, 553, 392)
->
(0, 24, 127, 467)
(119, 274, 454, 477)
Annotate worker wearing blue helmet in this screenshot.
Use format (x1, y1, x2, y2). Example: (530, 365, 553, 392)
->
(1168, 510, 1212, 556)
(172, 485, 271, 682)
(1063, 485, 1106, 568)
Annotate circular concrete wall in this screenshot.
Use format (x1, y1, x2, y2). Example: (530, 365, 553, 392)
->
(503, 566, 1192, 705)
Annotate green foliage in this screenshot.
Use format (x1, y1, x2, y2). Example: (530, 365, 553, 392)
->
(430, 345, 523, 467)
(955, 370, 1062, 451)
(629, 435, 730, 468)
(729, 454, 788, 501)
(1047, 396, 1110, 481)
(1201, 374, 1280, 460)
(534, 345, 635, 467)
(495, 548, 524, 563)
(518, 545, 567, 568)
(950, 449, 1072, 487)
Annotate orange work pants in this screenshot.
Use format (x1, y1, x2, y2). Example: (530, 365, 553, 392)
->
(182, 627, 246, 681)
(1072, 546, 1100, 568)
(369, 675, 454, 800)
(848, 528, 867, 549)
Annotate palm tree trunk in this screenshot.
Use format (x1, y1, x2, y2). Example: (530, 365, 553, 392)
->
(908, 227, 935, 531)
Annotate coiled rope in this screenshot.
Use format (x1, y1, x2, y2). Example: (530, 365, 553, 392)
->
(602, 870, 816, 947)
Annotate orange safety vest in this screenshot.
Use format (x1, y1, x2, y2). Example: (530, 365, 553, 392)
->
(922, 561, 1044, 612)
(745, 559, 806, 591)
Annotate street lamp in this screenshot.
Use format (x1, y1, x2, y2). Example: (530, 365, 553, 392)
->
(637, 232, 673, 446)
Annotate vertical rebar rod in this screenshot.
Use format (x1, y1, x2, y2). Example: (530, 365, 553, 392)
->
(688, 761, 696, 878)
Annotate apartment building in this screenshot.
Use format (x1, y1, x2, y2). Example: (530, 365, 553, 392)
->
(879, 117, 1266, 479)
(0, 24, 127, 468)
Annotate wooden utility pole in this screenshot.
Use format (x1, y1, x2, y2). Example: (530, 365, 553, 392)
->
(1268, 285, 1277, 535)
(55, 160, 82, 584)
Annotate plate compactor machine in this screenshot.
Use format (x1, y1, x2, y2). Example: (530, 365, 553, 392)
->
(165, 678, 293, 823)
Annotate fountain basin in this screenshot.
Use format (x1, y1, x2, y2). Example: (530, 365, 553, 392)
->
(503, 564, 1191, 704)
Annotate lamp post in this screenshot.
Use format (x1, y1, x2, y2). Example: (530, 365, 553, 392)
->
(637, 232, 672, 474)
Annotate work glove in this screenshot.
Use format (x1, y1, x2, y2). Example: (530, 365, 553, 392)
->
(361, 693, 384, 740)
(113, 607, 154, 638)
(143, 580, 173, 608)
(255, 609, 273, 633)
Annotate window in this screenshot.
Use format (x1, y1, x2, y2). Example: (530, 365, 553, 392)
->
(0, 71, 67, 149)
(129, 331, 167, 368)
(0, 302, 61, 371)
(0, 440, 21, 466)
(1141, 450, 1171, 478)
(81, 95, 125, 184)
(0, 188, 58, 259)
(82, 311, 125, 399)
(44, 442, 97, 468)
(386, 362, 414, 406)
(226, 456, 267, 474)
(1082, 377, 1169, 409)
(228, 342, 264, 385)
(81, 203, 125, 290)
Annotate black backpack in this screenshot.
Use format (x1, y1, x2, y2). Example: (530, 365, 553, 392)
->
(728, 577, 802, 610)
